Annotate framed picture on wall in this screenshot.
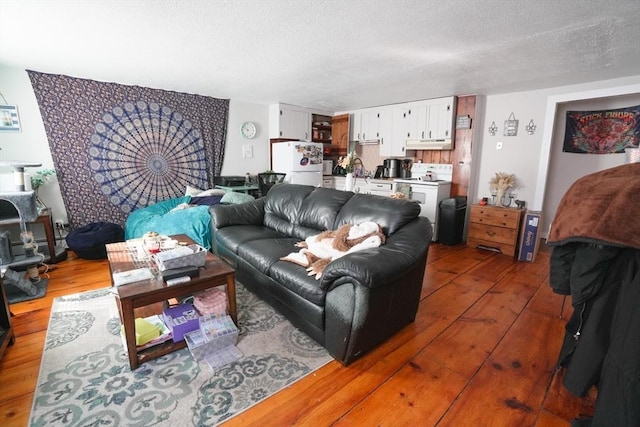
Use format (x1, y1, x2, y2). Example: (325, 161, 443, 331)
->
(0, 105, 21, 132)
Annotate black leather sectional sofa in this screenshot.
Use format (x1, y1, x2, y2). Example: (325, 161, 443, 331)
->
(209, 183, 432, 365)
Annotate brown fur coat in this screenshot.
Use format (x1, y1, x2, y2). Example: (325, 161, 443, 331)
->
(281, 222, 386, 279)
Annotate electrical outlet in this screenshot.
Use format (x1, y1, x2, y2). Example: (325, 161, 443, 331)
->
(496, 141, 503, 150)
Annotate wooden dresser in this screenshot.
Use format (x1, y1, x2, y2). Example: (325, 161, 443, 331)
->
(467, 204, 525, 257)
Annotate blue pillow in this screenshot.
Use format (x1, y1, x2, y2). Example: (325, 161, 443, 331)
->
(190, 195, 224, 206)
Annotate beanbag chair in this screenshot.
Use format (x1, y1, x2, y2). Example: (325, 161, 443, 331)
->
(66, 222, 124, 259)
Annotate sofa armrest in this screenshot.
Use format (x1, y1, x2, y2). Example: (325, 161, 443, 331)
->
(209, 198, 265, 229)
(320, 217, 432, 290)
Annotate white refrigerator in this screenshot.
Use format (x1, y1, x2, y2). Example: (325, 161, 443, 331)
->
(271, 141, 323, 186)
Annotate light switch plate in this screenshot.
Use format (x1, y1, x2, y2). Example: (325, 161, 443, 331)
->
(242, 145, 253, 158)
(496, 141, 503, 150)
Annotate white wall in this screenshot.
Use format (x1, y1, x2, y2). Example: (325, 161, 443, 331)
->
(476, 75, 640, 236)
(2, 62, 638, 236)
(0, 64, 270, 223)
(222, 99, 270, 177)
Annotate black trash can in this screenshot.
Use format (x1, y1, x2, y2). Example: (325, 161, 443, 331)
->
(438, 196, 467, 245)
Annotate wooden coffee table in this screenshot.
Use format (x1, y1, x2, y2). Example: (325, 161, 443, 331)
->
(106, 234, 236, 369)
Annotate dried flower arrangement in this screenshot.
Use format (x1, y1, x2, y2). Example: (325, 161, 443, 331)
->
(489, 172, 516, 207)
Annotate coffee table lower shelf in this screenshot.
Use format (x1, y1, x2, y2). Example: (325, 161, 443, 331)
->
(136, 338, 187, 365)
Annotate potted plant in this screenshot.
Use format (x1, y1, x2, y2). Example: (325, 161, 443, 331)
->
(30, 168, 56, 212)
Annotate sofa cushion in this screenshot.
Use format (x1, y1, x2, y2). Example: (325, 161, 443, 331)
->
(215, 225, 285, 253)
(269, 260, 327, 306)
(263, 184, 316, 236)
(292, 187, 354, 239)
(335, 194, 420, 236)
(237, 237, 300, 275)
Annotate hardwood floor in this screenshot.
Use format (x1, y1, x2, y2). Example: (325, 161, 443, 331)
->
(0, 243, 595, 426)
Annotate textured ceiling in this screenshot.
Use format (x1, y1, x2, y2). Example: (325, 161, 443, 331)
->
(1, 0, 639, 112)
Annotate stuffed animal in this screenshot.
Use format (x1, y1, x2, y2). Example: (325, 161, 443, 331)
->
(281, 221, 386, 279)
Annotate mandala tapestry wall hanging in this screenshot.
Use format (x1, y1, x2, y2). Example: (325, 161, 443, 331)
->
(28, 71, 229, 228)
(563, 105, 640, 154)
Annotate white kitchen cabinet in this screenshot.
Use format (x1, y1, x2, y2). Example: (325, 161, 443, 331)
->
(269, 104, 312, 140)
(381, 105, 409, 157)
(427, 97, 456, 140)
(352, 178, 393, 196)
(351, 108, 383, 142)
(406, 97, 456, 141)
(322, 177, 334, 188)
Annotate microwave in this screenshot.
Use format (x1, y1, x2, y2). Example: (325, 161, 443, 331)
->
(322, 160, 333, 175)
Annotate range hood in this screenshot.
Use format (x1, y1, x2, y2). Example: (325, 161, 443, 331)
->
(356, 139, 380, 145)
(405, 139, 453, 150)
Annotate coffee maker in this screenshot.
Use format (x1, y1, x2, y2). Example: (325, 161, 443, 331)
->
(383, 158, 400, 178)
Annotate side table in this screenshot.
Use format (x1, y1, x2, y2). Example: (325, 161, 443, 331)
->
(466, 204, 525, 257)
(107, 235, 237, 369)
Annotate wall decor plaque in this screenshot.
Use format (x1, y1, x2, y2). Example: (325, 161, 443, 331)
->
(504, 112, 519, 136)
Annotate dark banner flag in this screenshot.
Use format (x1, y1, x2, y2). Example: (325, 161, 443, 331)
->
(563, 105, 640, 154)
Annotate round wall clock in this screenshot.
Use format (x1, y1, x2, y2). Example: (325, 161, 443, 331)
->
(240, 121, 257, 139)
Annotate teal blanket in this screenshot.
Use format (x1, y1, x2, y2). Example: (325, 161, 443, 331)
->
(124, 196, 212, 249)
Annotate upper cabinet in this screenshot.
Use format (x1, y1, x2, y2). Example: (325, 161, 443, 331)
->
(427, 97, 456, 141)
(269, 104, 312, 140)
(331, 114, 349, 154)
(406, 97, 456, 142)
(381, 106, 406, 157)
(350, 109, 382, 142)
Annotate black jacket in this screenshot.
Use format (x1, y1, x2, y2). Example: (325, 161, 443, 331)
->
(549, 244, 640, 427)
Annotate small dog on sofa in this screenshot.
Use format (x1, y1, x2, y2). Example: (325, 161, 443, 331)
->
(281, 221, 386, 279)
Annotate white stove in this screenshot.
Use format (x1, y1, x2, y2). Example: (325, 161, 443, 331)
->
(394, 163, 453, 185)
(394, 163, 453, 241)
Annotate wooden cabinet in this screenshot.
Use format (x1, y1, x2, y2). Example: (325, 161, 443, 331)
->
(331, 114, 349, 154)
(467, 204, 525, 257)
(312, 114, 332, 144)
(0, 276, 15, 361)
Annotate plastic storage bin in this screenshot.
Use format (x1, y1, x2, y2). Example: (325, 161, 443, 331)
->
(438, 196, 467, 245)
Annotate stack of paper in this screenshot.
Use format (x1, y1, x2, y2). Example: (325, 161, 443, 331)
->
(112, 267, 154, 286)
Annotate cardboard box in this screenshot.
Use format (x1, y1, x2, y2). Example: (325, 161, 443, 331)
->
(163, 303, 200, 342)
(518, 211, 543, 262)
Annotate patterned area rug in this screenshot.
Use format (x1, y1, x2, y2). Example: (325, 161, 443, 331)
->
(30, 284, 331, 426)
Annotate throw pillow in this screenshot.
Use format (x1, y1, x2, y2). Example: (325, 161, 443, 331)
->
(220, 191, 254, 204)
(197, 188, 226, 197)
(185, 185, 205, 196)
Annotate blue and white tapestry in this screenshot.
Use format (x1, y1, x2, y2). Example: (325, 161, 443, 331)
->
(28, 71, 229, 228)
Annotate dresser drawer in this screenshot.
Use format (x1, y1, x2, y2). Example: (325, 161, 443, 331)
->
(466, 237, 517, 257)
(468, 222, 519, 245)
(470, 205, 522, 229)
